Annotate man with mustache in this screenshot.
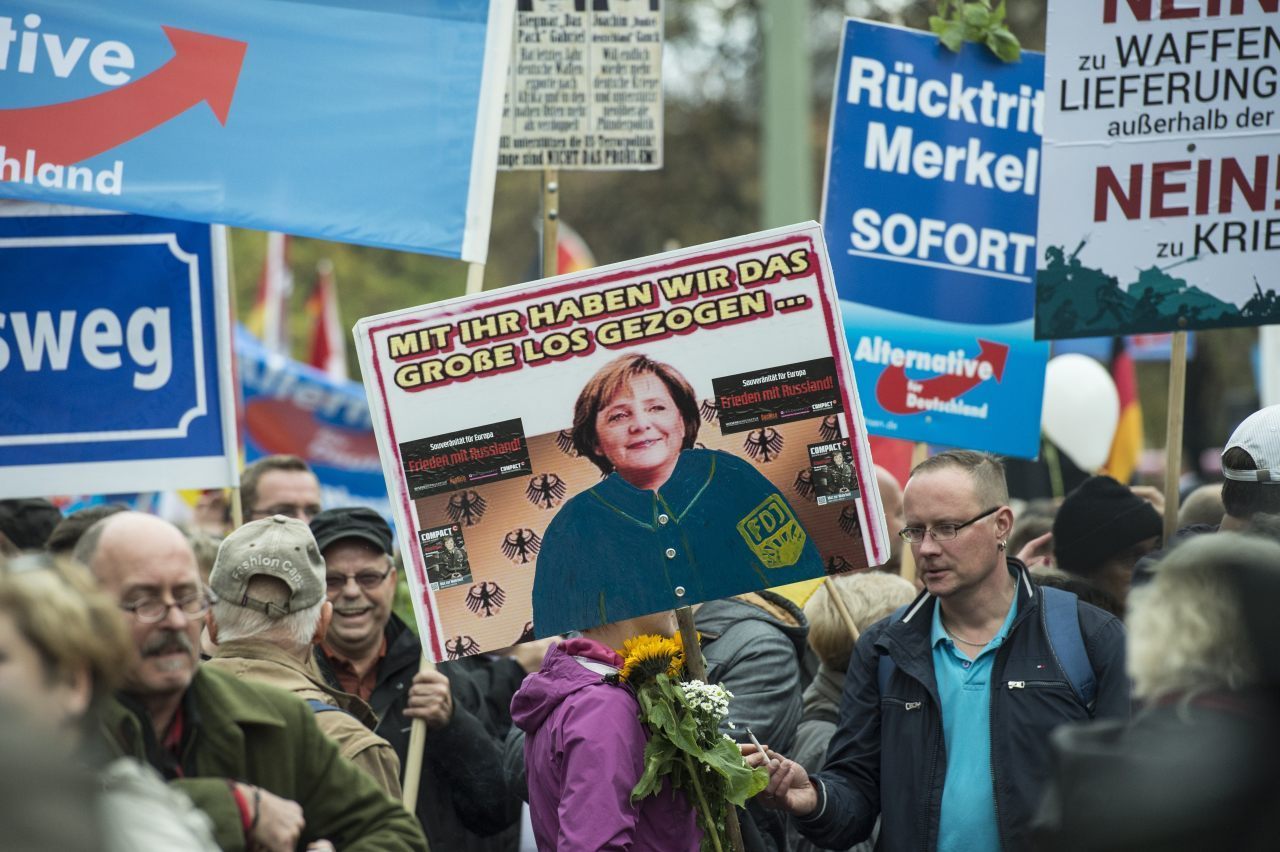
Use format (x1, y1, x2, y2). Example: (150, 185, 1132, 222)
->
(311, 507, 520, 849)
(77, 512, 426, 852)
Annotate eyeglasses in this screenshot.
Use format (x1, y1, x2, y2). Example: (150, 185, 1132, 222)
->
(898, 506, 1000, 543)
(249, 503, 322, 521)
(325, 565, 393, 594)
(120, 588, 217, 624)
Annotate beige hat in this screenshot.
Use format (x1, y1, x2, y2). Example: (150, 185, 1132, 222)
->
(211, 515, 326, 616)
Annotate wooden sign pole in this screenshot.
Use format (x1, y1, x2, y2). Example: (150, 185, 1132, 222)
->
(675, 606, 746, 852)
(465, 261, 486, 296)
(542, 168, 560, 279)
(823, 577, 860, 644)
(401, 655, 439, 808)
(1162, 330, 1188, 543)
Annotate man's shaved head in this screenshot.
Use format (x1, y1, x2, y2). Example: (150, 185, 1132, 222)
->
(76, 513, 195, 587)
(74, 513, 203, 707)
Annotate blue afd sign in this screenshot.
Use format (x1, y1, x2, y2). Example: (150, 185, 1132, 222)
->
(822, 21, 1049, 458)
(0, 2, 513, 262)
(0, 205, 237, 497)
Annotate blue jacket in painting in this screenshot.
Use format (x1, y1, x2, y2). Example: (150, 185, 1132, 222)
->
(532, 448, 824, 637)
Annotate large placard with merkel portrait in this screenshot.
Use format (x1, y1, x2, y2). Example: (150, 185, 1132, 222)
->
(355, 223, 889, 661)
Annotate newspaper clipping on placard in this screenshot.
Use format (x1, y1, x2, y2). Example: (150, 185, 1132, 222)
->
(1036, 2, 1280, 339)
(355, 223, 888, 660)
(500, 0, 663, 170)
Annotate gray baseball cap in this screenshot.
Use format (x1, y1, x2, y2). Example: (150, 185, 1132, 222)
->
(211, 515, 326, 616)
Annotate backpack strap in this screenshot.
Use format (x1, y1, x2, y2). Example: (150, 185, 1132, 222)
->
(876, 603, 912, 695)
(306, 698, 346, 714)
(1040, 586, 1097, 713)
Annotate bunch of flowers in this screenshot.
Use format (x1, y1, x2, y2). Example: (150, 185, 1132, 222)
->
(612, 632, 768, 852)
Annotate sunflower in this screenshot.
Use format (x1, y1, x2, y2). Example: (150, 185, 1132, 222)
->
(617, 633, 686, 685)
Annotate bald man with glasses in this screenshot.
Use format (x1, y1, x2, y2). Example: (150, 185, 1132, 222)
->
(75, 512, 425, 852)
(745, 450, 1129, 852)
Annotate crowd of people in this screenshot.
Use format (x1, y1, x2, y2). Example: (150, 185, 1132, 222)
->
(1, 403, 1278, 851)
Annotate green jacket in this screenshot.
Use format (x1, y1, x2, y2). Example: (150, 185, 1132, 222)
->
(99, 664, 427, 852)
(207, 639, 403, 799)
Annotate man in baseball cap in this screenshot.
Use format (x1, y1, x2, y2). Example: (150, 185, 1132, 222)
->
(207, 515, 403, 797)
(1221, 404, 1280, 530)
(310, 507, 520, 848)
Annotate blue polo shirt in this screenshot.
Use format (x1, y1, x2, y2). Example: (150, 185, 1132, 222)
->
(931, 595, 1018, 852)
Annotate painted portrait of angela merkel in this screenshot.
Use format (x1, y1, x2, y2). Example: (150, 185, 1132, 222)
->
(531, 353, 824, 637)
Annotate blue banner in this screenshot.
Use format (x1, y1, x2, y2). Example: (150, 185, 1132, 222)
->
(0, 204, 236, 497)
(821, 21, 1049, 458)
(0, 2, 513, 262)
(236, 327, 389, 518)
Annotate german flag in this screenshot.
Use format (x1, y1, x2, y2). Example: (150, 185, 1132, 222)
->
(244, 232, 292, 355)
(305, 259, 348, 381)
(1102, 337, 1143, 484)
(556, 221, 596, 274)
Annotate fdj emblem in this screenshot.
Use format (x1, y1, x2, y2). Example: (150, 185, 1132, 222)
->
(737, 494, 807, 569)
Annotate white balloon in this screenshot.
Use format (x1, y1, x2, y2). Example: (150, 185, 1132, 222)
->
(1041, 353, 1120, 472)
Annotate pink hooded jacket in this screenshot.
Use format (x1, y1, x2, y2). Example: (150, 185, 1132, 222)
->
(511, 637, 701, 851)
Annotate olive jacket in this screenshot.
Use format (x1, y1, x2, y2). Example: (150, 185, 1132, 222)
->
(207, 638, 403, 797)
(98, 664, 426, 852)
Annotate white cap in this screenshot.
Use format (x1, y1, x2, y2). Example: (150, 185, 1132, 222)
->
(1222, 405, 1280, 484)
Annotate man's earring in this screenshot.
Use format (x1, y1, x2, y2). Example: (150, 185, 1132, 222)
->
(998, 540, 1007, 551)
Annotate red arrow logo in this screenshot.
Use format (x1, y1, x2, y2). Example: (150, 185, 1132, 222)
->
(876, 339, 1010, 416)
(0, 26, 246, 168)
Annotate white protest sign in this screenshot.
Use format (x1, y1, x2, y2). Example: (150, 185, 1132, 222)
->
(1035, 2, 1280, 339)
(500, 0, 663, 170)
(355, 223, 888, 660)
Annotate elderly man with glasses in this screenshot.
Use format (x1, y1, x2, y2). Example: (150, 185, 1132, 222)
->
(744, 450, 1130, 852)
(75, 512, 426, 852)
(310, 507, 520, 850)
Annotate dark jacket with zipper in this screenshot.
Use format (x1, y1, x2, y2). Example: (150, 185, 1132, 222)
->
(796, 559, 1129, 852)
(315, 614, 521, 852)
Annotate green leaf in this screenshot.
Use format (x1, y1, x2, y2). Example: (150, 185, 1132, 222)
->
(987, 28, 1021, 62)
(939, 24, 965, 52)
(681, 736, 769, 805)
(631, 737, 678, 803)
(962, 3, 990, 27)
(639, 685, 680, 738)
(992, 0, 1007, 24)
(928, 15, 948, 35)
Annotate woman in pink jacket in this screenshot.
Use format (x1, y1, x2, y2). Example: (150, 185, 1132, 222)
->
(511, 611, 701, 851)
